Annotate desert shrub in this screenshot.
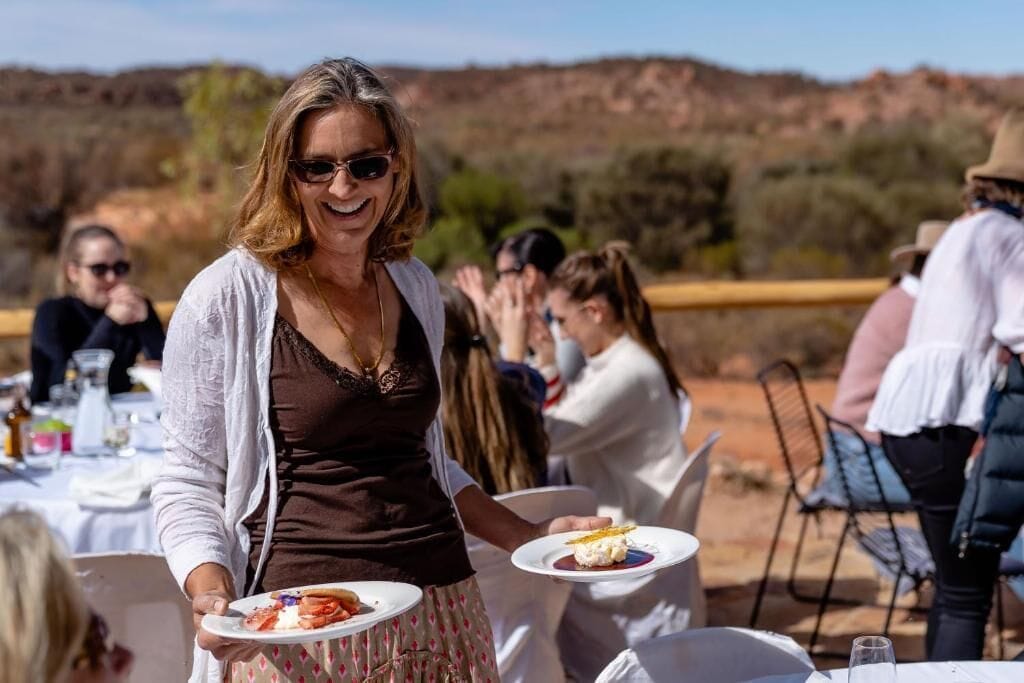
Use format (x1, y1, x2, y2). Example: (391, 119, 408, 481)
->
(736, 174, 894, 277)
(837, 119, 989, 187)
(437, 168, 528, 247)
(576, 146, 732, 272)
(413, 216, 489, 271)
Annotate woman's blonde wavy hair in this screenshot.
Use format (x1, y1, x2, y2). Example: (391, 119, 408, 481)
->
(0, 509, 89, 683)
(229, 57, 427, 269)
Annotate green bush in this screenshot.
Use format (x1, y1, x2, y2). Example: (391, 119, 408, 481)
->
(437, 168, 527, 247)
(736, 174, 894, 277)
(577, 146, 732, 272)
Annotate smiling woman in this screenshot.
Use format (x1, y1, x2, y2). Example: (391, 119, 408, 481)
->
(151, 57, 608, 683)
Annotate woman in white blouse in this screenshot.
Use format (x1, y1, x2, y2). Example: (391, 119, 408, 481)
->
(867, 110, 1024, 661)
(524, 242, 695, 680)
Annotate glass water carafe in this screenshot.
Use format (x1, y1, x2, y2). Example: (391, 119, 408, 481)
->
(71, 349, 114, 455)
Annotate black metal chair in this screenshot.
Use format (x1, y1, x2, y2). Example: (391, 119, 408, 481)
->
(818, 407, 1024, 659)
(813, 408, 934, 651)
(748, 360, 918, 656)
(749, 360, 856, 634)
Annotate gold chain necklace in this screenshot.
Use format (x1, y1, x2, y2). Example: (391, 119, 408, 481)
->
(304, 263, 385, 376)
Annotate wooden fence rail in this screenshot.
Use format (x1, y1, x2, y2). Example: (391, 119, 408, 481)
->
(0, 278, 890, 341)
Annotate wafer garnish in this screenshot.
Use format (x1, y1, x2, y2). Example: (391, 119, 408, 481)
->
(566, 525, 637, 546)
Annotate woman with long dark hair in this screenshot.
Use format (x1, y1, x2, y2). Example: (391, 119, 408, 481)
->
(440, 284, 548, 494)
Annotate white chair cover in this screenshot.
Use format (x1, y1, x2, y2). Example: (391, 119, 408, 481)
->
(559, 433, 720, 682)
(594, 627, 814, 683)
(73, 552, 194, 683)
(466, 485, 598, 683)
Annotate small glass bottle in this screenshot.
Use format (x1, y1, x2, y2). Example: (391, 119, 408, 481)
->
(4, 385, 31, 460)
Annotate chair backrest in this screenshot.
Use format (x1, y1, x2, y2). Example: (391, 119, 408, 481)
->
(466, 485, 598, 683)
(594, 627, 814, 683)
(816, 407, 911, 575)
(658, 431, 721, 532)
(73, 552, 193, 683)
(758, 359, 825, 502)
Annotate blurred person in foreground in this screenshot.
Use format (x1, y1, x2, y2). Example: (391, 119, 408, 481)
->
(440, 284, 549, 494)
(151, 57, 607, 683)
(868, 110, 1024, 660)
(454, 227, 587, 386)
(0, 509, 133, 683)
(30, 224, 165, 404)
(525, 242, 700, 680)
(824, 220, 949, 507)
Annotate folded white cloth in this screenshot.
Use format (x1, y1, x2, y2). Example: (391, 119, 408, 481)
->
(69, 458, 163, 508)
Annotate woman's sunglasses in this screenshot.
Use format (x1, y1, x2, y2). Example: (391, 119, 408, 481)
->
(289, 151, 394, 184)
(78, 260, 131, 278)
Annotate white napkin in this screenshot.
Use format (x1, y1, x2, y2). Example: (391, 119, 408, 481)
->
(69, 458, 162, 508)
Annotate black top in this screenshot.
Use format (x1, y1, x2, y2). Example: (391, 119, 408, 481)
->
(29, 296, 165, 403)
(245, 301, 473, 592)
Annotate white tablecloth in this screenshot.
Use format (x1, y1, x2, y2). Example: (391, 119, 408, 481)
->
(748, 661, 1024, 682)
(0, 393, 163, 555)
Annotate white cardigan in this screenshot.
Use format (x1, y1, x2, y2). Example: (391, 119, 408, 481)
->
(545, 334, 686, 525)
(868, 209, 1024, 436)
(151, 249, 474, 682)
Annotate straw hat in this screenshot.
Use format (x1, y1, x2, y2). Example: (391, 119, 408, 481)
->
(965, 109, 1024, 184)
(890, 220, 949, 264)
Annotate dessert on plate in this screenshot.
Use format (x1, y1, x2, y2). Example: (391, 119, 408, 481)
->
(243, 587, 361, 632)
(566, 525, 636, 568)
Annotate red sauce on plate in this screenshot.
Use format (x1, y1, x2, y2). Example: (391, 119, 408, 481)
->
(552, 549, 655, 571)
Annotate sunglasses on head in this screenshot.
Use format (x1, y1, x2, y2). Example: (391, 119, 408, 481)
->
(79, 261, 131, 277)
(289, 150, 394, 184)
(496, 262, 525, 279)
(72, 610, 114, 671)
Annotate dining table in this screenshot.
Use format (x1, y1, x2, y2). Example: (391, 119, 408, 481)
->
(0, 392, 164, 555)
(747, 660, 1024, 682)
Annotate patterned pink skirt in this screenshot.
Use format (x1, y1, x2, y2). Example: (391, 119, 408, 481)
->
(229, 576, 498, 683)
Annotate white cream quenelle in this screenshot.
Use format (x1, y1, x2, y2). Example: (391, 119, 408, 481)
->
(567, 525, 635, 567)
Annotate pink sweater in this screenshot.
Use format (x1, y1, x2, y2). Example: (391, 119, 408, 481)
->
(832, 283, 915, 442)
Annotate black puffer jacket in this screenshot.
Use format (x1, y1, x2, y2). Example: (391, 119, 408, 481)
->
(953, 355, 1024, 553)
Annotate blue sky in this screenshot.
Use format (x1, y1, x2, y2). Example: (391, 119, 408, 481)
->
(2, 1, 1023, 80)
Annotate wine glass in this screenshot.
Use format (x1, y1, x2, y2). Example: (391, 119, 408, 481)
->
(848, 635, 896, 682)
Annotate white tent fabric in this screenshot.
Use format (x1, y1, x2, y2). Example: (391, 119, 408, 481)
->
(466, 485, 598, 683)
(595, 627, 814, 683)
(559, 432, 720, 682)
(73, 552, 194, 683)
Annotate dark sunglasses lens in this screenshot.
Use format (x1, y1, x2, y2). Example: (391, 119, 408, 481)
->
(347, 155, 390, 180)
(113, 261, 131, 276)
(293, 160, 336, 183)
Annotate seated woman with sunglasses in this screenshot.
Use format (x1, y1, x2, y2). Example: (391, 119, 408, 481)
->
(152, 58, 607, 683)
(29, 224, 165, 403)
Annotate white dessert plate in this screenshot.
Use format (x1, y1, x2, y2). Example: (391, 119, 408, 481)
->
(511, 525, 699, 583)
(201, 581, 422, 644)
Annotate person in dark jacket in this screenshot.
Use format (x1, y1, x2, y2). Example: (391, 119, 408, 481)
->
(30, 224, 164, 403)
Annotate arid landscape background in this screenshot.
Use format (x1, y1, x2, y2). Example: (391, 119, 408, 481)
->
(3, 56, 1023, 662)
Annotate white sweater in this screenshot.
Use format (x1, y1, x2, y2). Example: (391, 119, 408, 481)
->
(545, 334, 686, 525)
(151, 249, 474, 682)
(868, 209, 1024, 436)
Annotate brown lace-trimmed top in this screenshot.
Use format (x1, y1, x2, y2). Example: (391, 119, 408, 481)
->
(244, 298, 474, 592)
